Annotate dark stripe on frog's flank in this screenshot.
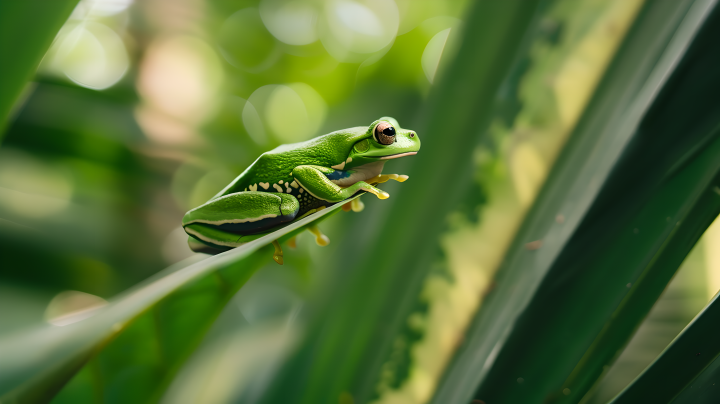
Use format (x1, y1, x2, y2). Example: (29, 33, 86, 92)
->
(324, 170, 351, 181)
(214, 211, 297, 235)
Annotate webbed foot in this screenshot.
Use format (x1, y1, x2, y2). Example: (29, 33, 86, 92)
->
(272, 240, 283, 265)
(307, 225, 330, 246)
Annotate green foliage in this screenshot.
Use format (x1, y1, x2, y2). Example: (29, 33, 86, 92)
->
(254, 2, 544, 403)
(0, 0, 79, 135)
(0, 200, 354, 403)
(436, 0, 720, 403)
(611, 291, 720, 403)
(1, 0, 720, 403)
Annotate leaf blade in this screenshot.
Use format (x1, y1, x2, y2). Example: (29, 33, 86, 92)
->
(0, 199, 356, 403)
(0, 0, 79, 136)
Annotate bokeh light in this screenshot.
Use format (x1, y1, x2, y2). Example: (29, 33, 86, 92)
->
(51, 21, 129, 90)
(260, 0, 320, 46)
(421, 27, 451, 84)
(218, 8, 281, 72)
(319, 0, 400, 62)
(244, 83, 327, 144)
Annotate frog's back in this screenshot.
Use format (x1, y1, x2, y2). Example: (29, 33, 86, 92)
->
(216, 126, 368, 198)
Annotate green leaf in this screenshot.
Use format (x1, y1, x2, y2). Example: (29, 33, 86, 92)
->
(0, 0, 79, 137)
(610, 290, 720, 403)
(253, 1, 545, 403)
(431, 0, 720, 403)
(0, 200, 356, 403)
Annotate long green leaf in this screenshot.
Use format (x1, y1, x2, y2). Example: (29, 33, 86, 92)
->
(610, 289, 720, 403)
(429, 0, 720, 403)
(254, 1, 544, 403)
(0, 0, 78, 136)
(0, 199, 356, 403)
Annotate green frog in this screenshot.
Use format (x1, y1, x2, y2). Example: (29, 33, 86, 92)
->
(182, 117, 420, 264)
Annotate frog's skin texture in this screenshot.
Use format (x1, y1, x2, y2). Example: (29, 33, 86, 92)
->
(182, 117, 420, 264)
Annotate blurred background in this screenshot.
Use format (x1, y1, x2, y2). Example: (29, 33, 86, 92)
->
(1, 0, 466, 318)
(1, 0, 719, 403)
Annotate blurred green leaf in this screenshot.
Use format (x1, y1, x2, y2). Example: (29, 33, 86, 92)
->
(0, 0, 78, 136)
(610, 290, 720, 403)
(0, 199, 356, 403)
(429, 0, 720, 403)
(254, 1, 544, 403)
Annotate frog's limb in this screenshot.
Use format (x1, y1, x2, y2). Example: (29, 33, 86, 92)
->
(272, 240, 283, 265)
(183, 191, 299, 236)
(307, 224, 330, 246)
(293, 165, 389, 201)
(187, 236, 230, 255)
(342, 202, 352, 212)
(351, 197, 365, 212)
(367, 174, 409, 185)
(184, 223, 246, 250)
(186, 226, 273, 254)
(287, 236, 297, 248)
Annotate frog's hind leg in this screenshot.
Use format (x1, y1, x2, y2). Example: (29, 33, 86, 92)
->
(187, 235, 231, 255)
(182, 191, 299, 254)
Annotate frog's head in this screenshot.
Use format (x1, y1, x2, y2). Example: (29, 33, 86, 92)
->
(345, 117, 420, 169)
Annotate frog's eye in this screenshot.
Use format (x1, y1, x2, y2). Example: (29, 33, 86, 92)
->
(374, 122, 396, 145)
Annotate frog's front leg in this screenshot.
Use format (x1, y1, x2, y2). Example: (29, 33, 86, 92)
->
(292, 165, 390, 202)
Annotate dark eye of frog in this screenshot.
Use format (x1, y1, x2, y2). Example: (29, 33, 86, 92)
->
(374, 122, 396, 145)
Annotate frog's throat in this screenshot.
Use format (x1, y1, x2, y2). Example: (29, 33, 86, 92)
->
(331, 161, 385, 187)
(376, 152, 417, 160)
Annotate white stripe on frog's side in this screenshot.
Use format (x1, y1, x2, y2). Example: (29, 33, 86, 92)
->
(346, 157, 352, 163)
(331, 161, 345, 170)
(185, 227, 244, 248)
(185, 213, 278, 226)
(330, 161, 385, 187)
(259, 182, 270, 190)
(249, 184, 258, 191)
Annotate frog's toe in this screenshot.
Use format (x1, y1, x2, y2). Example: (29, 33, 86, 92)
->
(368, 174, 408, 185)
(342, 202, 353, 212)
(308, 225, 330, 246)
(287, 236, 297, 249)
(351, 198, 364, 212)
(316, 234, 330, 246)
(272, 240, 284, 265)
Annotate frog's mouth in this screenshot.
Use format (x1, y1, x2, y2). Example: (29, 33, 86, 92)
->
(376, 152, 417, 160)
